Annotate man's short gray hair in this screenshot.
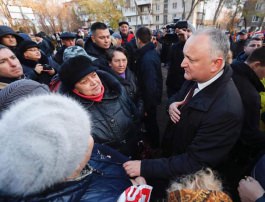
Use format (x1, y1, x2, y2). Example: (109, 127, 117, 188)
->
(193, 28, 230, 65)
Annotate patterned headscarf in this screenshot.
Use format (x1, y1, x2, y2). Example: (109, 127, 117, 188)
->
(168, 189, 232, 202)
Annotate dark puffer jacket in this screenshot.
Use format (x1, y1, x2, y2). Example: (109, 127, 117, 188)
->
(0, 144, 132, 202)
(61, 70, 140, 158)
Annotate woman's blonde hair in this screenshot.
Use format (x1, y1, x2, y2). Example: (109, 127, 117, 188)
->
(168, 168, 223, 192)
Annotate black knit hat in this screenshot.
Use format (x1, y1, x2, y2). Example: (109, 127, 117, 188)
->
(119, 21, 129, 27)
(59, 55, 98, 90)
(18, 40, 39, 54)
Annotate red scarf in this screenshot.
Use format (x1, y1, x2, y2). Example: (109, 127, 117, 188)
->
(73, 85, 105, 102)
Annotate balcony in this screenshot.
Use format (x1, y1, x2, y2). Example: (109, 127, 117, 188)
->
(135, 0, 152, 6)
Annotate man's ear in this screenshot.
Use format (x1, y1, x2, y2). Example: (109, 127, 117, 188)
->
(91, 35, 96, 43)
(251, 61, 261, 70)
(210, 57, 223, 73)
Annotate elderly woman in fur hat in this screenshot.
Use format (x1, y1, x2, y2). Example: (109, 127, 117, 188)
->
(59, 55, 140, 159)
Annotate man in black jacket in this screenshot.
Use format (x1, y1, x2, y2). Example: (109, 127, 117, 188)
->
(229, 47, 265, 195)
(166, 21, 195, 98)
(134, 26, 162, 149)
(84, 22, 111, 70)
(124, 28, 244, 199)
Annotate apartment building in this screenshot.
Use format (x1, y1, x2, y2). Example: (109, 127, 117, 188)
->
(121, 0, 201, 30)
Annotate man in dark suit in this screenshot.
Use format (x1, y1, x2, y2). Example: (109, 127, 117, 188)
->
(123, 28, 244, 198)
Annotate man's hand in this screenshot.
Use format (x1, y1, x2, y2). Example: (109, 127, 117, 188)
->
(45, 68, 55, 76)
(168, 101, 185, 123)
(238, 176, 265, 202)
(34, 64, 43, 74)
(130, 176, 146, 185)
(123, 160, 141, 177)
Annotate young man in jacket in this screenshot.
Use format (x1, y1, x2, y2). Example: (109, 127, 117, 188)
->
(134, 26, 163, 149)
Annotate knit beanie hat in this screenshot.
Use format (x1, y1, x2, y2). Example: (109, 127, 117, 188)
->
(0, 94, 92, 196)
(63, 46, 89, 62)
(0, 79, 50, 115)
(59, 55, 98, 90)
(18, 40, 39, 54)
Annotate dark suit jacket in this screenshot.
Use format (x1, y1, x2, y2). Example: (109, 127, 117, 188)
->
(141, 65, 244, 179)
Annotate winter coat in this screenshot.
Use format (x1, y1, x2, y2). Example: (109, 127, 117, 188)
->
(120, 32, 134, 47)
(135, 42, 162, 111)
(19, 52, 59, 85)
(124, 38, 138, 73)
(61, 70, 140, 158)
(0, 144, 132, 202)
(229, 61, 265, 179)
(84, 38, 110, 70)
(232, 40, 246, 59)
(54, 45, 67, 65)
(232, 51, 248, 63)
(38, 39, 52, 57)
(166, 41, 185, 97)
(118, 68, 144, 118)
(142, 65, 243, 179)
(231, 61, 265, 146)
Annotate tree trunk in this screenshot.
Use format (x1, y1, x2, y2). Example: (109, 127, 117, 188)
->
(213, 0, 226, 26)
(182, 0, 186, 19)
(229, 0, 240, 30)
(186, 0, 201, 21)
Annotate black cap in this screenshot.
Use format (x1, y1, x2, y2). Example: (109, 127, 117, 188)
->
(18, 40, 39, 54)
(119, 21, 129, 27)
(238, 29, 247, 35)
(60, 32, 76, 39)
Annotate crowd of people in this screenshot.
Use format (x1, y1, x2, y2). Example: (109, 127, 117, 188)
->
(0, 20, 265, 202)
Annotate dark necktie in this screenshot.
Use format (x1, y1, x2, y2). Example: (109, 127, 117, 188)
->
(180, 83, 198, 109)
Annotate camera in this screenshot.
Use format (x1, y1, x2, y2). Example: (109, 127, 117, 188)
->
(42, 64, 52, 70)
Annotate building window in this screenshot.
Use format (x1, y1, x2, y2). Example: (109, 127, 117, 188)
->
(164, 15, 167, 24)
(156, 4, 160, 10)
(128, 17, 131, 22)
(255, 3, 262, 10)
(156, 15, 159, 21)
(252, 15, 260, 22)
(173, 2, 177, 9)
